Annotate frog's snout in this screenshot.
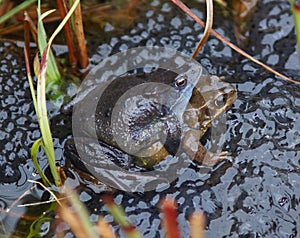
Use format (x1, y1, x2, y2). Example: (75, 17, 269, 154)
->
(223, 85, 237, 108)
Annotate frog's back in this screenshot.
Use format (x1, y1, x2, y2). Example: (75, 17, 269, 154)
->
(94, 69, 179, 145)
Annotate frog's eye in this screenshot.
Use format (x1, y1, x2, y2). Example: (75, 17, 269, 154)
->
(215, 94, 225, 107)
(175, 76, 187, 88)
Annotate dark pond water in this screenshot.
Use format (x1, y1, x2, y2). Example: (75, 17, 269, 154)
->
(1, 0, 300, 237)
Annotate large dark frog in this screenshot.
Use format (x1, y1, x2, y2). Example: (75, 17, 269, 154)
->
(64, 67, 236, 174)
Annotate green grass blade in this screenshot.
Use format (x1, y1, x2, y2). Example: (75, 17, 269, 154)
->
(0, 0, 36, 24)
(37, 45, 60, 187)
(40, 9, 56, 20)
(36, 0, 80, 187)
(31, 138, 51, 187)
(26, 201, 57, 238)
(37, 1, 61, 83)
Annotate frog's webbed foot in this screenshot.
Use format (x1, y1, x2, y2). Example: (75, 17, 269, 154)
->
(200, 151, 232, 167)
(191, 145, 231, 166)
(183, 130, 231, 167)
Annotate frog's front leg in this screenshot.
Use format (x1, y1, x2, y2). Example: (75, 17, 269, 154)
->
(182, 129, 229, 166)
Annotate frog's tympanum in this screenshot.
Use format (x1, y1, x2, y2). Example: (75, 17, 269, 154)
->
(65, 67, 236, 173)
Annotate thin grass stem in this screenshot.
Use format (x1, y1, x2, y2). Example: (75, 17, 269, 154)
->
(0, 0, 36, 24)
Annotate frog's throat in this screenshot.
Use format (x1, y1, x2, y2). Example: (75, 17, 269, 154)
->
(170, 83, 196, 122)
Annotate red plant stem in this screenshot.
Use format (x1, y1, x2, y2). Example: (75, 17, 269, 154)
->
(295, 1, 300, 11)
(171, 0, 300, 85)
(160, 198, 180, 238)
(56, 0, 77, 66)
(23, 11, 38, 44)
(24, 12, 31, 61)
(73, 1, 89, 68)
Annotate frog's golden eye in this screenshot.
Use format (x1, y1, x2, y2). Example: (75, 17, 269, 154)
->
(215, 95, 225, 107)
(175, 76, 187, 88)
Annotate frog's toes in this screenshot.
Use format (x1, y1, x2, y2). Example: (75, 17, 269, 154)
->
(201, 151, 232, 167)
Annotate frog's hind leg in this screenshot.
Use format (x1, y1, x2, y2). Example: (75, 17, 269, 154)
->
(183, 130, 231, 167)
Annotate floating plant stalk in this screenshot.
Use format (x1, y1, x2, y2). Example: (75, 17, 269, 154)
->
(172, 0, 300, 85)
(191, 0, 213, 59)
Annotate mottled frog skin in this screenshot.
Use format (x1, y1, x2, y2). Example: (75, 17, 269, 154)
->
(64, 68, 236, 171)
(182, 75, 237, 166)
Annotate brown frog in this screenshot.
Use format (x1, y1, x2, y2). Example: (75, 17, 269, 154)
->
(65, 68, 236, 171)
(182, 74, 237, 166)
